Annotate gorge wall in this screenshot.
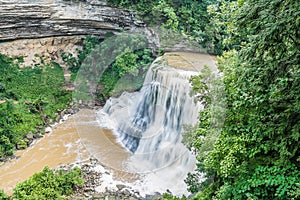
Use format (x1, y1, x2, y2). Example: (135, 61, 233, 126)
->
(0, 0, 144, 41)
(0, 0, 158, 66)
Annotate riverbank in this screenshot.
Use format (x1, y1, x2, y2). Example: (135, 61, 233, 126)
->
(0, 109, 131, 195)
(58, 159, 168, 200)
(0, 108, 176, 199)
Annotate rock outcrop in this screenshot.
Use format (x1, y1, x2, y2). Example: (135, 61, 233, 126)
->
(57, 158, 166, 200)
(0, 0, 144, 41)
(0, 36, 84, 66)
(0, 0, 160, 66)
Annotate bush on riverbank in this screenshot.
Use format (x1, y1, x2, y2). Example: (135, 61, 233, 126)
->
(0, 190, 9, 200)
(0, 54, 71, 158)
(13, 166, 83, 199)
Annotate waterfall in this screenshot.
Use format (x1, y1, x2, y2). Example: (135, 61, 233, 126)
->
(97, 57, 202, 195)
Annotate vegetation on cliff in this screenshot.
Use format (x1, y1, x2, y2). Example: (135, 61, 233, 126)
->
(62, 35, 154, 102)
(107, 0, 233, 55)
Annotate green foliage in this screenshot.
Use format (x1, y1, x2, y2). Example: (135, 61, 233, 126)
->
(161, 193, 187, 200)
(222, 164, 300, 199)
(67, 34, 154, 102)
(99, 48, 154, 99)
(0, 190, 10, 200)
(107, 0, 226, 54)
(151, 1, 179, 30)
(13, 166, 83, 200)
(113, 49, 139, 76)
(0, 54, 71, 157)
(187, 0, 300, 199)
(0, 135, 14, 156)
(184, 65, 226, 195)
(62, 35, 101, 81)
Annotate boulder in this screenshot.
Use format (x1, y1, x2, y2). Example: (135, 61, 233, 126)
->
(33, 134, 43, 139)
(55, 115, 61, 122)
(45, 127, 52, 133)
(116, 184, 126, 191)
(26, 133, 34, 140)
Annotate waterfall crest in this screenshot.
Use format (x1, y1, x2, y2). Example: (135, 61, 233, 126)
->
(97, 57, 202, 195)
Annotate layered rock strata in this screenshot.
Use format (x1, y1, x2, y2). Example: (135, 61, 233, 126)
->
(0, 0, 159, 66)
(0, 0, 144, 41)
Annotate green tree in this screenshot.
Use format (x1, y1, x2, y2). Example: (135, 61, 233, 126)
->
(113, 49, 139, 76)
(62, 36, 101, 80)
(151, 1, 179, 30)
(189, 0, 300, 199)
(107, 0, 226, 54)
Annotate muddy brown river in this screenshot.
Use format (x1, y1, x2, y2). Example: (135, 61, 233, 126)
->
(0, 109, 130, 194)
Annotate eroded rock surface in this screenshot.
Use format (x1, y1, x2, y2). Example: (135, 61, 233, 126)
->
(0, 0, 144, 41)
(0, 36, 84, 66)
(0, 0, 160, 67)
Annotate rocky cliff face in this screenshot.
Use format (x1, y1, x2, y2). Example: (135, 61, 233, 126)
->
(0, 36, 84, 67)
(0, 0, 159, 67)
(0, 0, 144, 41)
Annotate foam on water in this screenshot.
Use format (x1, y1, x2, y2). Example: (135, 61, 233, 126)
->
(97, 58, 202, 196)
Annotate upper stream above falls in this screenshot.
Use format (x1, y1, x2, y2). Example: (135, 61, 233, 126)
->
(0, 52, 216, 197)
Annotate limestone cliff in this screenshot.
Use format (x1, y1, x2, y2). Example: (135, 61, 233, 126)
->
(0, 0, 144, 41)
(0, 0, 159, 67)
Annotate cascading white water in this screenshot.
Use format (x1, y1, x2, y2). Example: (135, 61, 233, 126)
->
(97, 57, 202, 196)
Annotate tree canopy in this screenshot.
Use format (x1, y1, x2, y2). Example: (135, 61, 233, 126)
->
(188, 0, 300, 199)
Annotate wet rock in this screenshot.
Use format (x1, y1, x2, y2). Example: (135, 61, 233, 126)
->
(60, 114, 69, 122)
(45, 127, 52, 134)
(55, 160, 161, 200)
(26, 139, 33, 146)
(73, 107, 80, 113)
(67, 109, 74, 115)
(33, 133, 43, 139)
(122, 189, 131, 196)
(146, 193, 163, 200)
(83, 192, 90, 198)
(26, 134, 34, 146)
(60, 109, 66, 117)
(116, 184, 126, 191)
(84, 187, 94, 192)
(55, 115, 61, 122)
(166, 189, 172, 194)
(16, 143, 26, 150)
(154, 192, 162, 198)
(48, 118, 54, 124)
(26, 133, 34, 140)
(93, 193, 102, 199)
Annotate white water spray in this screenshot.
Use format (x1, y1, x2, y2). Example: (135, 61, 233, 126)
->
(97, 57, 202, 196)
